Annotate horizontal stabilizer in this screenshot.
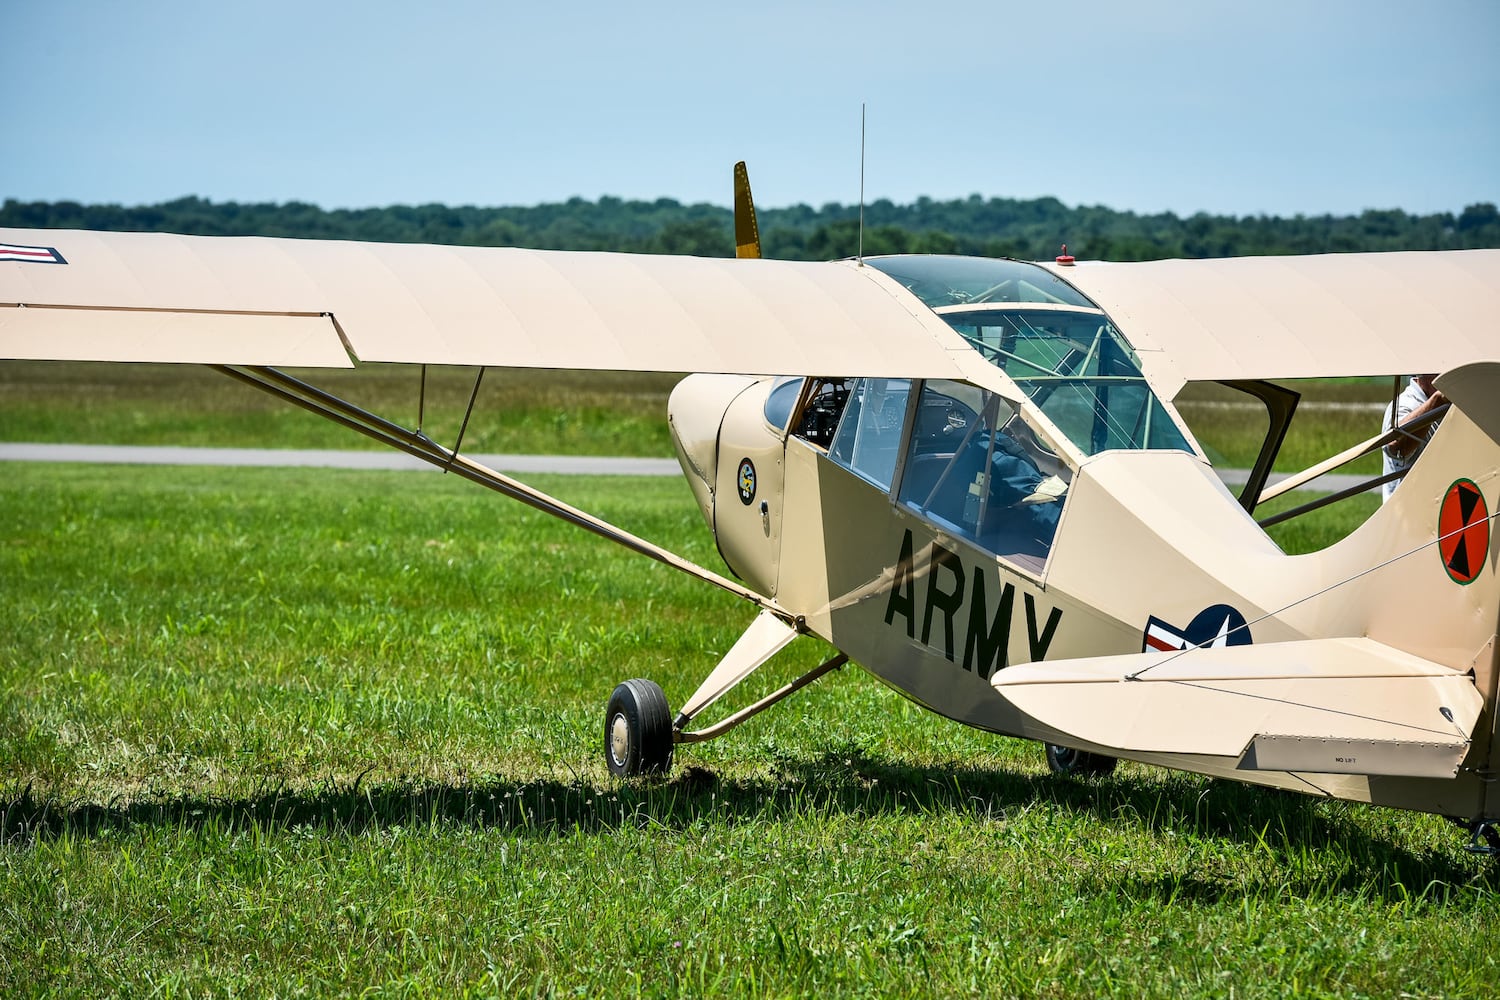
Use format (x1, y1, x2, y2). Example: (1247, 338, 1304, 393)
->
(993, 637, 1481, 778)
(1242, 734, 1470, 779)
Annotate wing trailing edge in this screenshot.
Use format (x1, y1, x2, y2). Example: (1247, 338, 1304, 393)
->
(993, 636, 1482, 778)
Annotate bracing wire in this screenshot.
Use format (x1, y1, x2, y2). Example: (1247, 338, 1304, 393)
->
(1125, 507, 1500, 681)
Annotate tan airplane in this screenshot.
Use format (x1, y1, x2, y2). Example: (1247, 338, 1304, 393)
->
(3, 168, 1499, 852)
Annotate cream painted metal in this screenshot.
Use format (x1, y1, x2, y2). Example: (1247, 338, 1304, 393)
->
(1043, 250, 1500, 396)
(0, 228, 976, 378)
(995, 637, 1481, 773)
(770, 433, 1136, 736)
(712, 381, 788, 595)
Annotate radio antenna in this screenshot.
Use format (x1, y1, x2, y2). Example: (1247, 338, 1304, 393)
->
(857, 103, 866, 265)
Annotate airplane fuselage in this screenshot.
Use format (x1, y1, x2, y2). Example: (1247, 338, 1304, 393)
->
(664, 255, 1500, 824)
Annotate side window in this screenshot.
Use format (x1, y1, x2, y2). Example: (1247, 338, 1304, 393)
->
(898, 380, 1069, 568)
(763, 377, 804, 431)
(828, 378, 911, 490)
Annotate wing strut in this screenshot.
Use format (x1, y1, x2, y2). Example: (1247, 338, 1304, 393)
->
(212, 364, 790, 617)
(444, 365, 485, 472)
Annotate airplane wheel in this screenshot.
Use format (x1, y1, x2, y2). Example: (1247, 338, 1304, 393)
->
(1045, 743, 1117, 778)
(604, 679, 673, 777)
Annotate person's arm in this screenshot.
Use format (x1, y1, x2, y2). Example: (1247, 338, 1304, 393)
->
(1386, 390, 1448, 459)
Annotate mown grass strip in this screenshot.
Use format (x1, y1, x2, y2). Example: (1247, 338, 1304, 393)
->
(0, 362, 681, 456)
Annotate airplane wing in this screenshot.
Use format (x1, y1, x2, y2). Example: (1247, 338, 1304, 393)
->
(993, 636, 1484, 778)
(1043, 250, 1500, 397)
(0, 229, 974, 377)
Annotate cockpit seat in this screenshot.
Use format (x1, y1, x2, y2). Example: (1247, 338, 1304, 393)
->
(902, 452, 957, 507)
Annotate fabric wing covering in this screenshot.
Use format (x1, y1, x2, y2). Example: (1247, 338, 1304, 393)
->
(1043, 249, 1500, 396)
(0, 228, 973, 377)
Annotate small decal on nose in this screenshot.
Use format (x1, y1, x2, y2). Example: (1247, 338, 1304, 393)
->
(737, 458, 757, 505)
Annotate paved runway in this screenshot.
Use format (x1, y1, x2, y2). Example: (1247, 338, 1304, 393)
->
(0, 442, 1378, 493)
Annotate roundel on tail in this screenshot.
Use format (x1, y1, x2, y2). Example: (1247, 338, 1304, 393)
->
(1438, 478, 1489, 585)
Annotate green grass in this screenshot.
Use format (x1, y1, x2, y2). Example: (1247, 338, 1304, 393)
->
(1260, 491, 1383, 553)
(0, 362, 681, 456)
(2, 463, 1495, 998)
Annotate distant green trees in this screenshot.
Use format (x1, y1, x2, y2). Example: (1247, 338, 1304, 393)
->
(4, 192, 1496, 261)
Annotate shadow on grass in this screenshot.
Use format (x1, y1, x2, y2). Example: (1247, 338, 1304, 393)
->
(3, 746, 1493, 901)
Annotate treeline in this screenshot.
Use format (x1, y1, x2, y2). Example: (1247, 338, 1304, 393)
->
(3, 193, 1497, 261)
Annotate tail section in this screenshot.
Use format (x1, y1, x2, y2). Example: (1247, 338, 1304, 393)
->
(992, 360, 1500, 819)
(1389, 361, 1500, 816)
(1359, 362, 1499, 679)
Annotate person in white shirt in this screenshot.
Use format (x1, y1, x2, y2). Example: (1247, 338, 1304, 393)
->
(1381, 374, 1447, 502)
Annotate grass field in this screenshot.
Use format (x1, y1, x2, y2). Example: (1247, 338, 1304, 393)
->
(2, 460, 1495, 998)
(1, 363, 1402, 479)
(0, 362, 682, 457)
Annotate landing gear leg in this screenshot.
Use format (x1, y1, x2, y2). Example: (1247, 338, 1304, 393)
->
(1044, 743, 1117, 778)
(604, 679, 673, 777)
(1463, 820, 1500, 857)
(601, 612, 843, 778)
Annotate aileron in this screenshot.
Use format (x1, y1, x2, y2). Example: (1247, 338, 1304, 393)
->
(0, 304, 353, 367)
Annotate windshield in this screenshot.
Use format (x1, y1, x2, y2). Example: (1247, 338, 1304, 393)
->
(865, 255, 1095, 309)
(940, 306, 1194, 456)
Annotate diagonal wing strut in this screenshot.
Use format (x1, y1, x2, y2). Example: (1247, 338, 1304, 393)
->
(216, 364, 793, 620)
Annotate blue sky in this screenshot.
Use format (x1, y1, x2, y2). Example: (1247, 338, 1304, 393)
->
(3, 0, 1495, 217)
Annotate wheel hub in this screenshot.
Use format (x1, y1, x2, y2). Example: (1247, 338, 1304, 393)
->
(609, 712, 630, 766)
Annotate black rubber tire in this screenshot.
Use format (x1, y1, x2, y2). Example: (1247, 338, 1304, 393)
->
(1045, 743, 1118, 778)
(604, 679, 674, 777)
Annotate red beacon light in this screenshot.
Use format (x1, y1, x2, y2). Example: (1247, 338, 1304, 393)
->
(1055, 244, 1076, 266)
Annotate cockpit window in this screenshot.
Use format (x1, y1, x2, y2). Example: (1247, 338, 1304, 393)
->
(864, 255, 1193, 457)
(828, 378, 911, 490)
(898, 380, 1066, 572)
(866, 255, 1095, 309)
(941, 307, 1194, 456)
